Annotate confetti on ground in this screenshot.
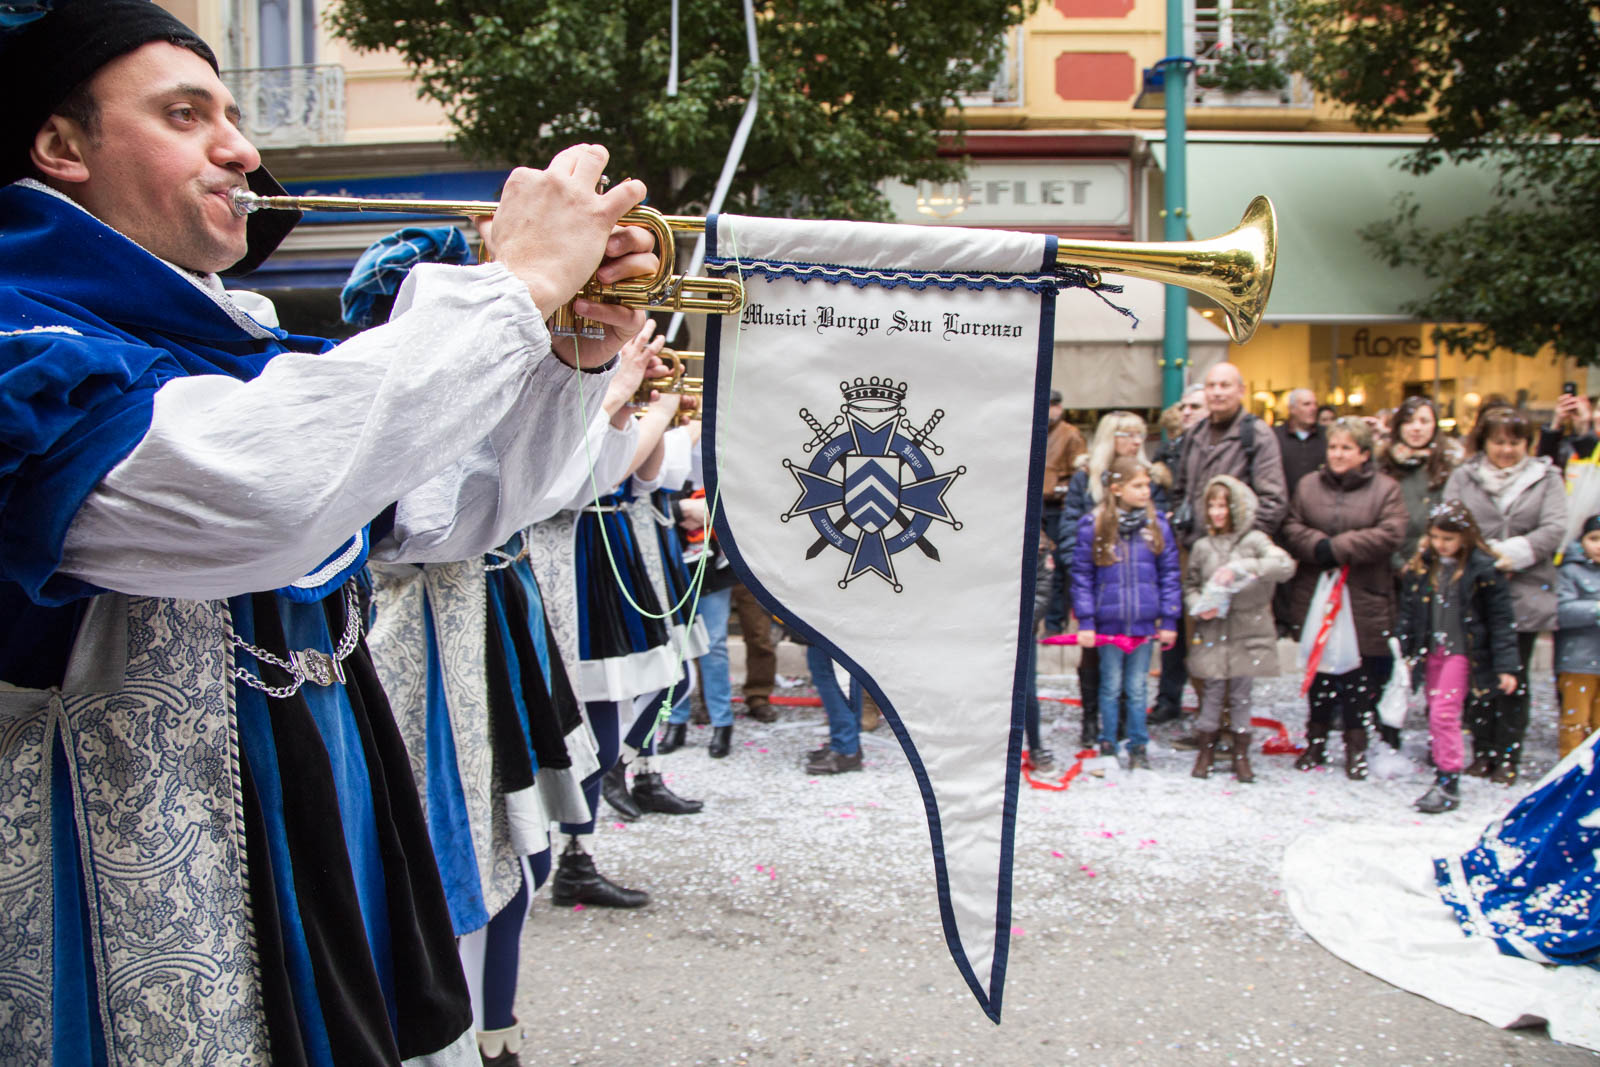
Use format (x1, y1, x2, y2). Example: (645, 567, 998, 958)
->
(521, 668, 1579, 1065)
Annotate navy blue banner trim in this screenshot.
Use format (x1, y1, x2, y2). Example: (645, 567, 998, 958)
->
(703, 257, 1069, 294)
(702, 218, 1048, 1022)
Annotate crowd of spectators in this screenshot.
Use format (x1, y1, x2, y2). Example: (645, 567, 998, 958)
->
(1034, 363, 1600, 812)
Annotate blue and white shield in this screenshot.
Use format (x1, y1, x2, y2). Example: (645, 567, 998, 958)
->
(843, 456, 901, 535)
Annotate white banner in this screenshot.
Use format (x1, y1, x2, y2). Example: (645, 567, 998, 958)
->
(702, 214, 1060, 1021)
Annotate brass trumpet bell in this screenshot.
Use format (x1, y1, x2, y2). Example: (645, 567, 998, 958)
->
(230, 189, 1277, 344)
(1055, 195, 1276, 345)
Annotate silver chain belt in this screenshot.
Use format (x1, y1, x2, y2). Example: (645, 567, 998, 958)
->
(230, 584, 362, 699)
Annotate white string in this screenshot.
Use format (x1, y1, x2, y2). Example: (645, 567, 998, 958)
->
(667, 0, 760, 344)
(666, 0, 680, 97)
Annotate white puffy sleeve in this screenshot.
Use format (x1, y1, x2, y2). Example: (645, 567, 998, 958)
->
(630, 425, 696, 495)
(59, 262, 609, 596)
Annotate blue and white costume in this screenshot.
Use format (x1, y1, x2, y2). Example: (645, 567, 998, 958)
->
(1436, 731, 1600, 968)
(0, 179, 611, 1065)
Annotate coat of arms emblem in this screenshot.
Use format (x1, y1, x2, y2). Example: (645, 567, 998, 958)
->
(782, 377, 963, 592)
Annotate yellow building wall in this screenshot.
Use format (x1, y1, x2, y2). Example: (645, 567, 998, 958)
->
(321, 33, 451, 144)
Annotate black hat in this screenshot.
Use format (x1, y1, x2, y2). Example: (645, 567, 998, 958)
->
(0, 0, 298, 275)
(1583, 514, 1600, 538)
(1049, 389, 1063, 406)
(0, 0, 215, 185)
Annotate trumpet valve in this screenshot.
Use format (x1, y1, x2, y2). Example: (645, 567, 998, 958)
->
(549, 301, 607, 341)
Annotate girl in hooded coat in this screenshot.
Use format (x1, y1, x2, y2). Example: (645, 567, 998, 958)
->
(1183, 475, 1296, 781)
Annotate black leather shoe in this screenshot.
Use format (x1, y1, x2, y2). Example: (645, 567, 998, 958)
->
(708, 724, 733, 758)
(631, 771, 704, 814)
(657, 721, 688, 754)
(550, 847, 649, 909)
(600, 763, 642, 821)
(805, 748, 862, 774)
(1147, 702, 1182, 725)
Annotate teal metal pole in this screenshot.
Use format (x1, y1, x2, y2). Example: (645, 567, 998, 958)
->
(1161, 0, 1189, 409)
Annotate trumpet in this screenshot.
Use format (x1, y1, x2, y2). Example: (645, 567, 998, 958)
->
(634, 349, 705, 424)
(229, 189, 743, 339)
(230, 189, 1276, 344)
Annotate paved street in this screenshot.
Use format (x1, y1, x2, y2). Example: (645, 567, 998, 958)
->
(515, 662, 1597, 1065)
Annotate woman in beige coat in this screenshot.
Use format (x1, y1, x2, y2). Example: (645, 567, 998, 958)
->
(1184, 475, 1296, 781)
(1443, 406, 1567, 783)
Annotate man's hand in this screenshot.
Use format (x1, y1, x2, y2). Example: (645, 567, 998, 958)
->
(602, 320, 670, 416)
(1556, 392, 1593, 433)
(487, 145, 655, 364)
(1076, 630, 1096, 649)
(679, 496, 708, 531)
(549, 223, 664, 367)
(1498, 673, 1518, 695)
(1197, 609, 1218, 621)
(1157, 629, 1177, 649)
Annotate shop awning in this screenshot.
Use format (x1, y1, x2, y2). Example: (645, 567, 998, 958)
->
(1149, 136, 1502, 323)
(1052, 276, 1230, 410)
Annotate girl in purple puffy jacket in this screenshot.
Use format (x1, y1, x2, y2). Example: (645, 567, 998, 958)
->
(1071, 456, 1183, 770)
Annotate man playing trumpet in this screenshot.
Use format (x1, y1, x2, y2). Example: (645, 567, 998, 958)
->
(0, 2, 666, 1062)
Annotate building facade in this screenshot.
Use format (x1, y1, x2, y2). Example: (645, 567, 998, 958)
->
(159, 0, 1571, 422)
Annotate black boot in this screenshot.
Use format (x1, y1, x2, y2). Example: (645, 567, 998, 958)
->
(1190, 730, 1219, 779)
(1414, 772, 1460, 814)
(708, 724, 733, 759)
(1230, 730, 1255, 784)
(1343, 728, 1369, 780)
(1079, 709, 1096, 748)
(657, 721, 687, 754)
(631, 770, 704, 814)
(550, 843, 649, 908)
(601, 762, 642, 821)
(1295, 720, 1330, 771)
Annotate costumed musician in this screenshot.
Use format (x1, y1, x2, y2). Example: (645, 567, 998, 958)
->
(0, 3, 669, 1063)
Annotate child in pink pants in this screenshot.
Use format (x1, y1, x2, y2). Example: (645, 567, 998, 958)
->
(1397, 501, 1520, 813)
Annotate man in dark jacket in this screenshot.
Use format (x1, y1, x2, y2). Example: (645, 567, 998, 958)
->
(1276, 388, 1326, 497)
(1274, 387, 1325, 635)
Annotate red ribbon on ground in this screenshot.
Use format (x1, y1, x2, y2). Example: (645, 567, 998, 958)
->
(1300, 565, 1350, 697)
(743, 700, 1303, 758)
(1022, 748, 1099, 791)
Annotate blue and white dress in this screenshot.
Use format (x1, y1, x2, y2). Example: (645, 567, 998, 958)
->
(1436, 731, 1599, 968)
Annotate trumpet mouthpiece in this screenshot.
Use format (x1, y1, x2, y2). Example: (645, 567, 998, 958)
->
(228, 188, 262, 217)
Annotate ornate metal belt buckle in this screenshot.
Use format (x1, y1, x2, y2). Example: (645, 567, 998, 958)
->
(291, 648, 346, 687)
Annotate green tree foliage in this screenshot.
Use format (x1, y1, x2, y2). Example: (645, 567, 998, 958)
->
(1284, 0, 1600, 361)
(327, 0, 1035, 221)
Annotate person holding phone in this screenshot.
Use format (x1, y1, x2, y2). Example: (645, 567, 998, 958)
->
(1539, 384, 1600, 551)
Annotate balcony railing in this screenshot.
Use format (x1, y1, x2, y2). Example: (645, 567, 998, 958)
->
(959, 28, 1022, 108)
(222, 64, 346, 148)
(1187, 2, 1313, 108)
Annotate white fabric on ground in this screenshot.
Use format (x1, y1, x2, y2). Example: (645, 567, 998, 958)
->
(1284, 824, 1600, 1052)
